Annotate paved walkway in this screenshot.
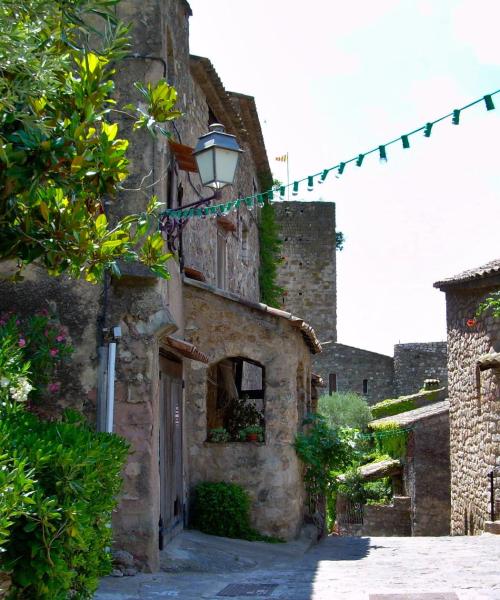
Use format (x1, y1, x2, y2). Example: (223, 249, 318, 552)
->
(95, 533, 500, 600)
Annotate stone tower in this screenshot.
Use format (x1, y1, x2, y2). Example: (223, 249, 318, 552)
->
(273, 201, 337, 344)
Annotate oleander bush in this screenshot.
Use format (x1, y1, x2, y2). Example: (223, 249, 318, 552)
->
(0, 408, 129, 600)
(0, 313, 129, 599)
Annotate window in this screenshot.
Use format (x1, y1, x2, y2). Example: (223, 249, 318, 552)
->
(208, 105, 218, 127)
(241, 224, 249, 263)
(362, 379, 368, 395)
(329, 373, 337, 395)
(206, 357, 265, 442)
(216, 230, 227, 289)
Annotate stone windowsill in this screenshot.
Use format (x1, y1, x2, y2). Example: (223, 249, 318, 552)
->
(203, 441, 266, 447)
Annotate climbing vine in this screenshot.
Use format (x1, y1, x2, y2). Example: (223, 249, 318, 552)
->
(258, 173, 284, 308)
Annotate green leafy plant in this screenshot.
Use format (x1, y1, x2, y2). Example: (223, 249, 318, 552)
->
(224, 396, 263, 441)
(0, 408, 129, 599)
(476, 291, 500, 319)
(364, 479, 393, 505)
(239, 425, 264, 442)
(370, 422, 408, 459)
(318, 392, 372, 430)
(337, 469, 392, 506)
(0, 0, 180, 282)
(294, 414, 357, 501)
(207, 428, 230, 443)
(258, 174, 284, 308)
(190, 482, 281, 543)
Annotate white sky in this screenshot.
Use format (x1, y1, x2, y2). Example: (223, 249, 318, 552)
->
(188, 0, 500, 355)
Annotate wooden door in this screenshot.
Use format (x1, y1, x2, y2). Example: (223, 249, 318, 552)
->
(159, 355, 183, 549)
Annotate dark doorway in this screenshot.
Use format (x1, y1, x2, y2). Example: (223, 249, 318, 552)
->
(159, 354, 183, 549)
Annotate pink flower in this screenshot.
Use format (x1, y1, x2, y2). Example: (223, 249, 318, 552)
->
(50, 348, 59, 357)
(48, 382, 60, 394)
(18, 338, 26, 347)
(0, 320, 5, 326)
(56, 335, 65, 343)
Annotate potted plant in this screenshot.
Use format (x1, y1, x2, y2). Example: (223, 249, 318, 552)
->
(208, 428, 230, 443)
(239, 425, 264, 443)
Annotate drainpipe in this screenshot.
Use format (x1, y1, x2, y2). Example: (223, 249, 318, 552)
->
(105, 326, 122, 434)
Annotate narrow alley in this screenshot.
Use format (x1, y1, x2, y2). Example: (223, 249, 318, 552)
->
(95, 532, 500, 600)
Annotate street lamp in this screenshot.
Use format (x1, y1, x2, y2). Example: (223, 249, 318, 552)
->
(193, 123, 243, 190)
(160, 123, 243, 254)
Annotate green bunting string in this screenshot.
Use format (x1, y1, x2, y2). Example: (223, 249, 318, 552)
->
(484, 94, 495, 111)
(318, 169, 329, 184)
(163, 88, 500, 220)
(423, 122, 433, 137)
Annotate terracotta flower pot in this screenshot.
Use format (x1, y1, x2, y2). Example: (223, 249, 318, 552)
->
(246, 432, 258, 442)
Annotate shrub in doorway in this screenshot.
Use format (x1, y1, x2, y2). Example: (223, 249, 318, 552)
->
(191, 482, 281, 542)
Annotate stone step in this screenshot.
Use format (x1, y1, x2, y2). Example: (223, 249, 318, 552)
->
(484, 520, 500, 534)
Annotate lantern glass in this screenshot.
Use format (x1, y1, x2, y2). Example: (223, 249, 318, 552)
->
(214, 147, 240, 188)
(195, 149, 215, 187)
(193, 123, 242, 190)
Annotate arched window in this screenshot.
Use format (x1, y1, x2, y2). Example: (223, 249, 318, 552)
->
(206, 357, 265, 443)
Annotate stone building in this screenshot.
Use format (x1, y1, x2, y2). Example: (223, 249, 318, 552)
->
(393, 342, 448, 398)
(0, 0, 323, 571)
(318, 343, 395, 405)
(273, 201, 337, 343)
(183, 280, 321, 540)
(434, 259, 500, 535)
(337, 399, 451, 537)
(308, 341, 447, 406)
(274, 202, 447, 404)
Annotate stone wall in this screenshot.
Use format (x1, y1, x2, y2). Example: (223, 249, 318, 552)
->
(179, 80, 261, 301)
(361, 497, 411, 536)
(314, 341, 447, 405)
(394, 342, 448, 397)
(183, 280, 310, 540)
(314, 343, 394, 405)
(274, 201, 337, 343)
(439, 282, 500, 534)
(404, 412, 451, 536)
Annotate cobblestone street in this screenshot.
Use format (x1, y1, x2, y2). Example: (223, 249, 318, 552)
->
(95, 533, 500, 600)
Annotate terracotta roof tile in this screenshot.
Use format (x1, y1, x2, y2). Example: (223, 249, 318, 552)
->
(434, 259, 500, 289)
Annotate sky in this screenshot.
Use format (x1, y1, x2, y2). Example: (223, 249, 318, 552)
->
(188, 0, 500, 355)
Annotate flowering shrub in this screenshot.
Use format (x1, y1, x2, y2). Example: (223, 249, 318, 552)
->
(0, 312, 128, 598)
(0, 311, 72, 402)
